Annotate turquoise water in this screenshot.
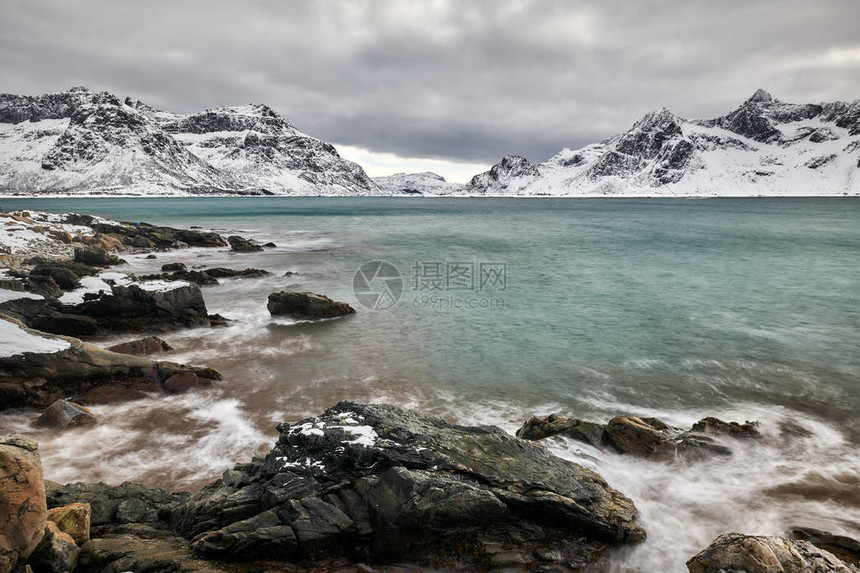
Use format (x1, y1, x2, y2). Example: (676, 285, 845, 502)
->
(2, 197, 859, 571)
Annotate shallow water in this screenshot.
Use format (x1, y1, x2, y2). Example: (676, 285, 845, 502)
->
(1, 197, 858, 571)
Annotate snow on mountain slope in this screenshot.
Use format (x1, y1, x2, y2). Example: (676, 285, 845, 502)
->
(372, 172, 464, 195)
(129, 100, 378, 196)
(465, 90, 860, 196)
(0, 87, 378, 196)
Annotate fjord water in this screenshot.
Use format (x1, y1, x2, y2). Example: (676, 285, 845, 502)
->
(2, 197, 859, 571)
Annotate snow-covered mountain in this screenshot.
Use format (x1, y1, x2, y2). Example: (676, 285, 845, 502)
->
(372, 172, 464, 195)
(465, 89, 860, 196)
(0, 87, 378, 196)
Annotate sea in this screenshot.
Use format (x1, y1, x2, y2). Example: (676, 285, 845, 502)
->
(1, 196, 858, 571)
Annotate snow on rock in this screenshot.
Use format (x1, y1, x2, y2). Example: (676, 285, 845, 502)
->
(58, 276, 113, 305)
(373, 172, 464, 195)
(0, 288, 44, 304)
(137, 279, 191, 292)
(0, 315, 70, 357)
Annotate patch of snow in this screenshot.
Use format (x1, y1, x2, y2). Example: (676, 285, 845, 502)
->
(99, 271, 134, 286)
(0, 288, 44, 304)
(0, 317, 70, 357)
(137, 280, 190, 292)
(58, 276, 112, 305)
(333, 424, 378, 447)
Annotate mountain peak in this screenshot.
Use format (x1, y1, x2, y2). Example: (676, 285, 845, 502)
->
(747, 88, 773, 104)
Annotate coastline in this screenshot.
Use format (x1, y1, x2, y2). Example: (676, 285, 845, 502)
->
(0, 203, 856, 568)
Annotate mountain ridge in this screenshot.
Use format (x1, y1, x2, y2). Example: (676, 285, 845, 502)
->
(1, 87, 858, 196)
(0, 86, 378, 196)
(462, 89, 860, 197)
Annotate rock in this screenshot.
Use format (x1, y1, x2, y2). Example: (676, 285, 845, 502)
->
(130, 235, 154, 248)
(29, 265, 80, 291)
(139, 267, 268, 287)
(604, 416, 672, 457)
(516, 414, 606, 447)
(66, 281, 213, 333)
(162, 372, 213, 394)
(33, 400, 97, 429)
(78, 532, 226, 573)
(145, 254, 157, 260)
(0, 314, 220, 409)
(690, 417, 760, 438)
(73, 246, 123, 267)
(262, 242, 276, 248)
(160, 262, 186, 272)
(517, 413, 755, 461)
(267, 291, 356, 320)
(168, 402, 644, 568)
(791, 527, 860, 566)
(46, 482, 187, 526)
(27, 521, 79, 573)
(201, 267, 268, 279)
(106, 336, 173, 357)
(227, 235, 263, 253)
(47, 503, 91, 543)
(686, 532, 859, 572)
(0, 434, 47, 573)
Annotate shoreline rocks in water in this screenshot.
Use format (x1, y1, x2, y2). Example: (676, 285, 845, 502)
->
(0, 314, 220, 409)
(268, 291, 356, 320)
(139, 266, 270, 287)
(517, 413, 760, 461)
(168, 401, 644, 568)
(227, 235, 263, 252)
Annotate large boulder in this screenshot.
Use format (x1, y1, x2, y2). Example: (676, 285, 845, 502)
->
(0, 315, 220, 410)
(267, 291, 356, 320)
(167, 402, 645, 569)
(687, 532, 859, 572)
(0, 435, 47, 573)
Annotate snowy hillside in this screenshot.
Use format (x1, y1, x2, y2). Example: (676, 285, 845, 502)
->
(0, 87, 378, 196)
(464, 89, 860, 196)
(372, 172, 464, 195)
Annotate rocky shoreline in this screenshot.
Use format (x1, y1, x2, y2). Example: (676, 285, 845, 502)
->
(1, 209, 858, 572)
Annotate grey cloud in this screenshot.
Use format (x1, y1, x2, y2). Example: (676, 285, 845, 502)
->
(1, 0, 859, 164)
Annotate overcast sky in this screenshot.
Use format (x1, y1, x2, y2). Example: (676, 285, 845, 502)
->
(2, 0, 859, 182)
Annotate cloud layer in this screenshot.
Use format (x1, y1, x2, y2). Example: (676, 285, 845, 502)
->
(2, 0, 859, 174)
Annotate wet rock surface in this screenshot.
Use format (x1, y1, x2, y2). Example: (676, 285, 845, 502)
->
(687, 532, 860, 572)
(165, 402, 643, 569)
(140, 267, 269, 287)
(227, 235, 263, 252)
(106, 336, 173, 357)
(268, 291, 356, 320)
(0, 315, 220, 409)
(517, 413, 759, 460)
(33, 400, 97, 429)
